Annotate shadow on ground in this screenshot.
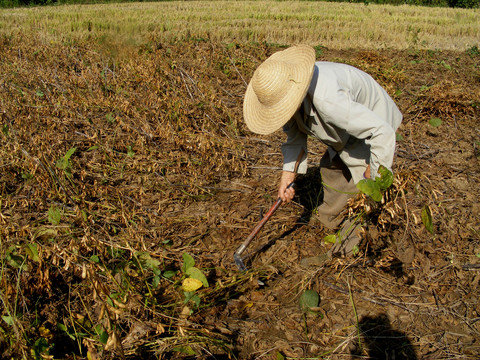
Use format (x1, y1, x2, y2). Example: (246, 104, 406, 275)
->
(351, 314, 418, 360)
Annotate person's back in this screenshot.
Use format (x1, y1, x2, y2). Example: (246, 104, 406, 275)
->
(312, 61, 402, 132)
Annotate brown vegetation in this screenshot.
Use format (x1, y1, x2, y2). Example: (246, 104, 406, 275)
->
(0, 32, 479, 359)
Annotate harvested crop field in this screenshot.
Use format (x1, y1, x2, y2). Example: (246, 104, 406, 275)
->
(1, 12, 480, 360)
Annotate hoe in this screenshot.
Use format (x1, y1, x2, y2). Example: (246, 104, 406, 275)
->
(234, 149, 304, 272)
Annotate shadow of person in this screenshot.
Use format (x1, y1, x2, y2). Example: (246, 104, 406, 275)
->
(239, 166, 324, 268)
(351, 314, 418, 360)
(292, 165, 323, 223)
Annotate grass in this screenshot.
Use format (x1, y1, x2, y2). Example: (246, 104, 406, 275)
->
(0, 1, 479, 51)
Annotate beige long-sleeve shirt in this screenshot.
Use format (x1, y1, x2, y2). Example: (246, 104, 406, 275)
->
(282, 62, 403, 183)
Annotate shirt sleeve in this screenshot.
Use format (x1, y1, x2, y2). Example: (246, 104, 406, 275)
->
(281, 112, 308, 174)
(317, 90, 396, 180)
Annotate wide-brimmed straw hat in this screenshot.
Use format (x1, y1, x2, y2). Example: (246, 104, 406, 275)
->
(243, 45, 316, 135)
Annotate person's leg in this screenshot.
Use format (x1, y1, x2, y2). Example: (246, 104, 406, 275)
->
(301, 152, 362, 265)
(315, 152, 358, 229)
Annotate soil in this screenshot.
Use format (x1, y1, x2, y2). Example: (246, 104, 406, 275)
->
(0, 36, 479, 359)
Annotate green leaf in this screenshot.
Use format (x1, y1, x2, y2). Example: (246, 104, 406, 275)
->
(136, 252, 161, 271)
(163, 270, 177, 279)
(1, 124, 9, 137)
(47, 205, 62, 225)
(25, 243, 40, 262)
(56, 158, 67, 170)
(324, 234, 337, 244)
(32, 337, 49, 356)
(183, 291, 195, 303)
(36, 89, 44, 97)
(57, 323, 75, 340)
(439, 60, 451, 70)
(34, 227, 58, 239)
(56, 147, 76, 171)
(96, 327, 108, 344)
(152, 275, 161, 288)
(375, 165, 393, 191)
(356, 178, 382, 202)
(6, 247, 25, 269)
(2, 315, 14, 326)
(190, 294, 201, 307)
(314, 44, 326, 57)
(182, 253, 195, 273)
(64, 147, 76, 162)
(352, 245, 360, 256)
(299, 289, 320, 314)
(105, 113, 115, 124)
(429, 117, 442, 127)
(21, 171, 33, 180)
(276, 352, 286, 360)
(421, 205, 434, 234)
(99, 330, 108, 344)
(396, 133, 404, 141)
(173, 345, 196, 355)
(126, 145, 135, 158)
(186, 266, 209, 287)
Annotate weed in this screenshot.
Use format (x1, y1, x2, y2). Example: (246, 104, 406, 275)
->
(429, 117, 443, 127)
(325, 166, 394, 248)
(438, 60, 452, 70)
(55, 147, 76, 179)
(180, 253, 209, 310)
(314, 44, 327, 57)
(47, 205, 62, 225)
(356, 166, 393, 203)
(466, 45, 479, 57)
(421, 205, 434, 234)
(1, 124, 8, 137)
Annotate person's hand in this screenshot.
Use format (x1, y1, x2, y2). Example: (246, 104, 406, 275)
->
(278, 171, 296, 203)
(364, 164, 371, 179)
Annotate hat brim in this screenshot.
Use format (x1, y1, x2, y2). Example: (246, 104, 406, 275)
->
(243, 45, 316, 135)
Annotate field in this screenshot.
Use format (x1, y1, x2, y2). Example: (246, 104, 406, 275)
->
(1, 1, 480, 359)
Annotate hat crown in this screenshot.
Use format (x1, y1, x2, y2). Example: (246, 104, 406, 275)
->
(243, 45, 315, 135)
(251, 60, 291, 106)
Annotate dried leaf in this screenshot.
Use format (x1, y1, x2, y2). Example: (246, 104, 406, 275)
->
(182, 278, 203, 292)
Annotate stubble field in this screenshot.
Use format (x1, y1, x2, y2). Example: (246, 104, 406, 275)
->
(0, 1, 479, 359)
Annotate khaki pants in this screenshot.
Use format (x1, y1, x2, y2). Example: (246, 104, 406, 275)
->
(301, 152, 365, 264)
(316, 152, 358, 229)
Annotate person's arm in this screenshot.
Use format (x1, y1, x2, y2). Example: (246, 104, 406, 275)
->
(279, 114, 307, 202)
(278, 170, 296, 202)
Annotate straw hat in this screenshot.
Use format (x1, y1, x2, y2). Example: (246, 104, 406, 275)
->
(243, 45, 316, 135)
